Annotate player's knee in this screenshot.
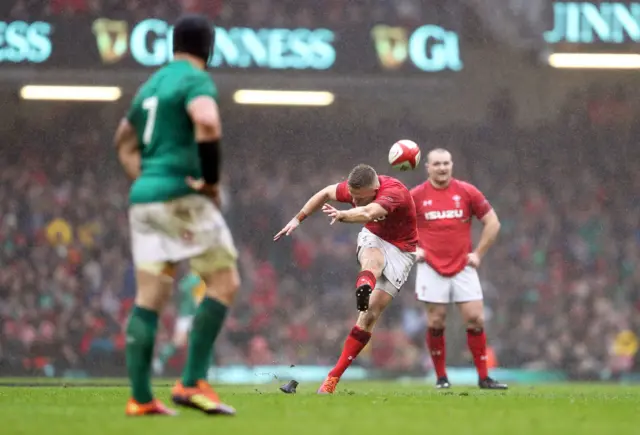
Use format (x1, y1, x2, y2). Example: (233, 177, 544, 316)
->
(203, 267, 240, 306)
(358, 310, 380, 331)
(206, 280, 240, 304)
(428, 315, 446, 329)
(359, 294, 390, 331)
(225, 273, 241, 298)
(361, 263, 384, 278)
(426, 305, 447, 329)
(135, 266, 174, 311)
(465, 313, 485, 329)
(460, 301, 484, 328)
(360, 252, 385, 277)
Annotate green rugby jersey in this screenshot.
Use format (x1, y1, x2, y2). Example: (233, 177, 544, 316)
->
(126, 60, 218, 204)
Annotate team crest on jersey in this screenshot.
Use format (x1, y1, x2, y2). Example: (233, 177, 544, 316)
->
(423, 200, 432, 206)
(452, 195, 461, 208)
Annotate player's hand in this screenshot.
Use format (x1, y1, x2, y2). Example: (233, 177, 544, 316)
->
(322, 204, 343, 225)
(186, 177, 221, 207)
(467, 252, 481, 268)
(273, 218, 300, 241)
(415, 247, 426, 263)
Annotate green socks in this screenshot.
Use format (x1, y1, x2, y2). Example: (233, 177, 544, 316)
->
(125, 306, 158, 404)
(126, 298, 227, 397)
(182, 297, 228, 387)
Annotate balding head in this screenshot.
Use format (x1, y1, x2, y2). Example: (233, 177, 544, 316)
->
(426, 148, 453, 187)
(426, 148, 452, 164)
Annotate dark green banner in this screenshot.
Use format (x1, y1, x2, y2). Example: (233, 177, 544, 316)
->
(0, 18, 464, 74)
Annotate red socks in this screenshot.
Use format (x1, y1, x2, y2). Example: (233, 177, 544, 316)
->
(427, 327, 489, 381)
(427, 328, 447, 378)
(329, 326, 372, 378)
(467, 328, 488, 380)
(355, 270, 376, 289)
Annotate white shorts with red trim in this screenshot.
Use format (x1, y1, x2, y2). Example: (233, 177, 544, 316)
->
(415, 262, 483, 303)
(356, 228, 416, 298)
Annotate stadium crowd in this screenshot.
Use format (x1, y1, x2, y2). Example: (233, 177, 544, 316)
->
(1, 89, 640, 381)
(5, 0, 469, 30)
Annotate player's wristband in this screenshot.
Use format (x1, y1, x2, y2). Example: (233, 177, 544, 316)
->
(296, 211, 307, 223)
(198, 138, 221, 185)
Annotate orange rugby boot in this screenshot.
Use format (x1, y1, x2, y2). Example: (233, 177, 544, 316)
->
(125, 398, 177, 416)
(171, 380, 236, 415)
(317, 376, 340, 394)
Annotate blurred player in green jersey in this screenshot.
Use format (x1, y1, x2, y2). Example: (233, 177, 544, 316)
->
(115, 14, 239, 416)
(153, 273, 207, 376)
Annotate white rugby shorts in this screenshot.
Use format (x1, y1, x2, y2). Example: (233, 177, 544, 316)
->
(129, 194, 237, 274)
(356, 228, 416, 298)
(415, 262, 483, 303)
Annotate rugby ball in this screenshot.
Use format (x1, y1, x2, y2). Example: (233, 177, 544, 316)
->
(388, 140, 421, 171)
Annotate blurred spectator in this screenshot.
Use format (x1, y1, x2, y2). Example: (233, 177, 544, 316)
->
(50, 0, 88, 15)
(29, 0, 472, 34)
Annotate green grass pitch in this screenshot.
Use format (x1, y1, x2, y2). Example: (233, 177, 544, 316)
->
(1, 381, 639, 435)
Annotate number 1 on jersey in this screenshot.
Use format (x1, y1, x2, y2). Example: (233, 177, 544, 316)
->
(142, 96, 158, 146)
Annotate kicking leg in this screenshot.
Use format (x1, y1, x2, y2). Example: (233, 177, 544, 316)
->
(355, 247, 385, 311)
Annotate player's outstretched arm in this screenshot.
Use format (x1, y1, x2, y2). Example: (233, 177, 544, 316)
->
(469, 209, 501, 268)
(273, 184, 339, 241)
(322, 202, 387, 225)
(114, 118, 141, 180)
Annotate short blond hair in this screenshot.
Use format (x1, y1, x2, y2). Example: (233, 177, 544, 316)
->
(347, 164, 378, 189)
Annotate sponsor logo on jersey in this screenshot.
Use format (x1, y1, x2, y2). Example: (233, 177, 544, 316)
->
(424, 209, 464, 220)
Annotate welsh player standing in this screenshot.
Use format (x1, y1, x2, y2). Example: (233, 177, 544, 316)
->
(115, 15, 238, 415)
(274, 164, 417, 394)
(411, 149, 506, 390)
